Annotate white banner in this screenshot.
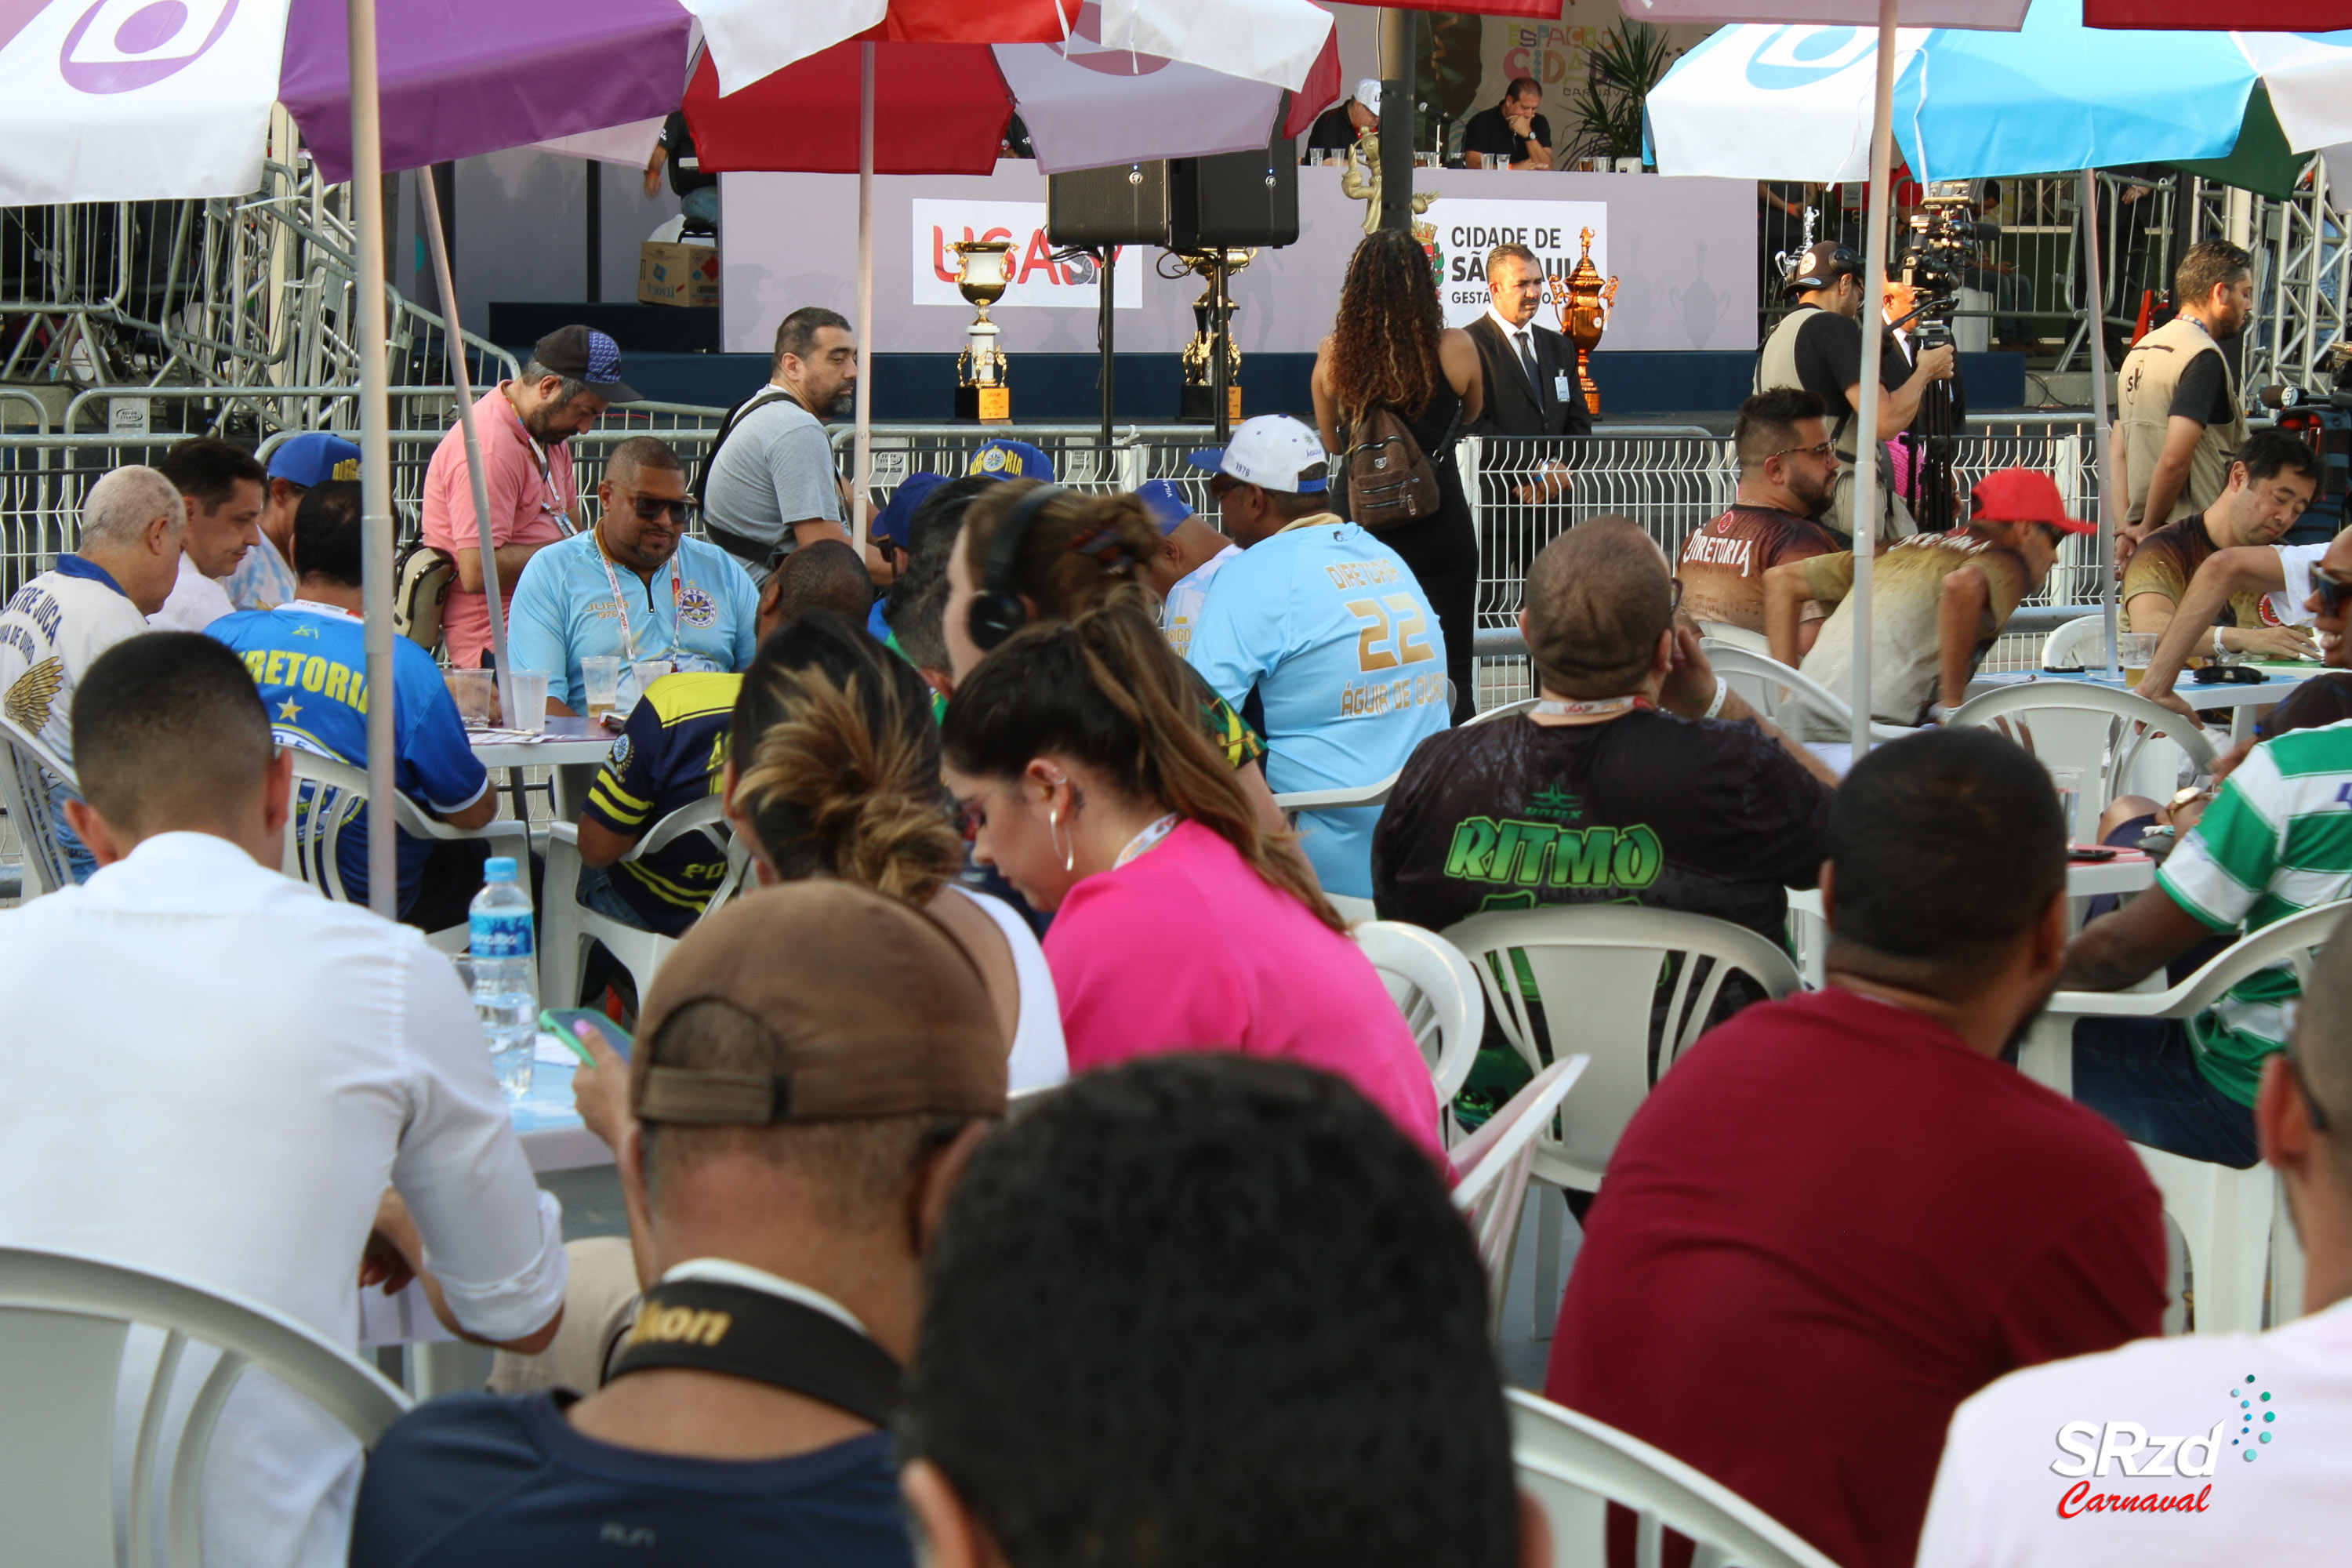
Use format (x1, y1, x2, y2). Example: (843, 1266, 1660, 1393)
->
(0, 0, 293, 205)
(1431, 199, 1610, 330)
(910, 199, 1144, 310)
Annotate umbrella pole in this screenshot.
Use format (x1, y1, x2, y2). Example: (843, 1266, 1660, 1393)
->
(420, 163, 512, 722)
(1849, 0, 1898, 759)
(349, 0, 397, 920)
(2080, 169, 2118, 681)
(853, 41, 875, 557)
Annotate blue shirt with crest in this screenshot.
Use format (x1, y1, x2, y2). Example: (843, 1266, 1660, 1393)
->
(506, 532, 760, 713)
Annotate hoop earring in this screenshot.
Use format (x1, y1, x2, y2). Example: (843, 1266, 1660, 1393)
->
(1050, 806, 1074, 874)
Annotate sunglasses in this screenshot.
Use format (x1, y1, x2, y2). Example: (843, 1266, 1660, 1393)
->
(1769, 441, 1840, 464)
(2313, 564, 2352, 621)
(619, 490, 697, 527)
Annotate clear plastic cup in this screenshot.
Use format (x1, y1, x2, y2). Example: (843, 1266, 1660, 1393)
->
(2115, 633, 2158, 685)
(2049, 765, 2084, 843)
(443, 668, 494, 727)
(631, 658, 674, 695)
(507, 670, 551, 732)
(581, 655, 622, 723)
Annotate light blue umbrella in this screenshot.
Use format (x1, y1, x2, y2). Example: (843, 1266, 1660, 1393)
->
(1649, 1, 2352, 185)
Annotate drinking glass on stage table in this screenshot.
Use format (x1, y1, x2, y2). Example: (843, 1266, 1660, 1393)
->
(443, 669, 494, 728)
(2049, 765, 2084, 844)
(581, 655, 622, 723)
(2117, 633, 2157, 687)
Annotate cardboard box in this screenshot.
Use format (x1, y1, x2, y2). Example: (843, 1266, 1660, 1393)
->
(637, 240, 718, 308)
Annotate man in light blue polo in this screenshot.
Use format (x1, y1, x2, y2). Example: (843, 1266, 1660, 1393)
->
(229, 431, 362, 612)
(1184, 416, 1450, 898)
(508, 435, 759, 716)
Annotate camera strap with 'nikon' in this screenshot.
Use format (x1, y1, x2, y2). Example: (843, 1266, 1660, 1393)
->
(606, 1279, 900, 1426)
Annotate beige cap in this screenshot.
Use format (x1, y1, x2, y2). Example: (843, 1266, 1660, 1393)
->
(630, 880, 1007, 1126)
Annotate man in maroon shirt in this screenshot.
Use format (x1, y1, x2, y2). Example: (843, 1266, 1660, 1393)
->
(1676, 388, 1842, 647)
(1545, 728, 2165, 1568)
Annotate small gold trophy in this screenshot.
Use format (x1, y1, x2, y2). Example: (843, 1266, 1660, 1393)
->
(1547, 227, 1620, 416)
(1176, 249, 1254, 425)
(952, 238, 1014, 424)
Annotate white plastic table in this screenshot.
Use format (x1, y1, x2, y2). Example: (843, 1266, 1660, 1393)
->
(1967, 664, 2324, 742)
(469, 716, 615, 821)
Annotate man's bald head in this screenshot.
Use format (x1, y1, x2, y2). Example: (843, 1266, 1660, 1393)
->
(2292, 916, 2352, 1179)
(1523, 515, 1675, 698)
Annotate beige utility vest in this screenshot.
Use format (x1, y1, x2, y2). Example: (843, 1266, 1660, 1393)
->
(1755, 304, 1915, 543)
(2116, 316, 2249, 527)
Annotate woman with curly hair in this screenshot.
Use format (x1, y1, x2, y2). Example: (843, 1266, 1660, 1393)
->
(1311, 227, 1485, 720)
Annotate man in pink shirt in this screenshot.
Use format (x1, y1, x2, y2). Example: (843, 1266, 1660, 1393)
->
(421, 325, 639, 669)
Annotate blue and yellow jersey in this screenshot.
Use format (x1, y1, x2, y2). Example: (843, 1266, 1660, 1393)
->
(209, 601, 488, 913)
(581, 670, 739, 936)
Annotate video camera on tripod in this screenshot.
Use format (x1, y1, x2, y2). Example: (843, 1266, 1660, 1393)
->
(1893, 180, 2000, 350)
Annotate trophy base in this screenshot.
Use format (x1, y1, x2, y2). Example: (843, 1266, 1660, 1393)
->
(955, 385, 1011, 424)
(1178, 383, 1243, 424)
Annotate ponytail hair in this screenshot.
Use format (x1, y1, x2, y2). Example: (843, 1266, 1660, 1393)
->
(941, 591, 1343, 932)
(956, 479, 1166, 623)
(728, 609, 964, 903)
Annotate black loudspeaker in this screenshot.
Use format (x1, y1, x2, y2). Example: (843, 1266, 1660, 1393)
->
(1047, 162, 1172, 247)
(1170, 137, 1300, 250)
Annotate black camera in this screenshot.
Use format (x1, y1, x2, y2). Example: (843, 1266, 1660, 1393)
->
(1893, 181, 1995, 350)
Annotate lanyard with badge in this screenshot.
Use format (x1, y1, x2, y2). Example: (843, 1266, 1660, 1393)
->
(592, 532, 681, 662)
(524, 430, 575, 535)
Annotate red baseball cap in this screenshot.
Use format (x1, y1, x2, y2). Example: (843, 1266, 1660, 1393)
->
(1969, 466, 2096, 533)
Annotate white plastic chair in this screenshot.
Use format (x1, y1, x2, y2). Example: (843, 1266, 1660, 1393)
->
(540, 795, 747, 1008)
(2019, 898, 2352, 1334)
(1443, 906, 1802, 1333)
(2040, 612, 2108, 670)
(1467, 697, 1540, 726)
(1509, 1390, 1842, 1568)
(281, 750, 531, 950)
(0, 714, 78, 897)
(1271, 767, 1403, 815)
(1695, 620, 1770, 654)
(0, 1244, 410, 1568)
(1704, 644, 1915, 744)
(1450, 1057, 1588, 1340)
(1946, 681, 2216, 840)
(1355, 920, 1488, 1127)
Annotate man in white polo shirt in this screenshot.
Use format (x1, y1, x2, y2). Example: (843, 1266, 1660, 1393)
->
(0, 632, 565, 1568)
(1918, 921, 2352, 1566)
(1184, 416, 1450, 900)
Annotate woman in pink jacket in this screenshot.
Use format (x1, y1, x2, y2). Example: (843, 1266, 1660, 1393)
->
(941, 594, 1441, 1157)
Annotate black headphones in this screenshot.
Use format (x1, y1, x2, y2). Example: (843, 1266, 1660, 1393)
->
(966, 484, 1070, 653)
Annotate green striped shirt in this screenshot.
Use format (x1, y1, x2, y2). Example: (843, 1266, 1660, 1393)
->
(2157, 720, 2352, 1105)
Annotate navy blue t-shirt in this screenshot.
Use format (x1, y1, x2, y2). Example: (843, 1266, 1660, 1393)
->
(350, 1390, 913, 1566)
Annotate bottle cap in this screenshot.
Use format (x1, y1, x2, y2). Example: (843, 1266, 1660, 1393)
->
(485, 857, 518, 881)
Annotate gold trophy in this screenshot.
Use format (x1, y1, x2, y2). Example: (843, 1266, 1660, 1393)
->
(1547, 227, 1620, 416)
(1175, 249, 1254, 426)
(952, 238, 1014, 424)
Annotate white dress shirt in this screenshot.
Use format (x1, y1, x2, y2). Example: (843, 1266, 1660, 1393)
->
(150, 551, 238, 632)
(0, 832, 568, 1568)
(1485, 303, 1546, 396)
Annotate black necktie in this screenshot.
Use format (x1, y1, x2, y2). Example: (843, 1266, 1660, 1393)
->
(1515, 329, 1544, 404)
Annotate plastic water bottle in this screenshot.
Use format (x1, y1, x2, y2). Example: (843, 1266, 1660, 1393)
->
(469, 857, 537, 1102)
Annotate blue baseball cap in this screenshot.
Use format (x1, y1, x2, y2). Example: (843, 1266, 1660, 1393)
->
(968, 439, 1054, 481)
(268, 431, 362, 488)
(1136, 479, 1195, 535)
(1185, 416, 1329, 494)
(873, 472, 950, 551)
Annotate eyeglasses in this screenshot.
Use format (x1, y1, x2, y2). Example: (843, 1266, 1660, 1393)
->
(1769, 441, 1840, 465)
(2285, 1037, 2333, 1133)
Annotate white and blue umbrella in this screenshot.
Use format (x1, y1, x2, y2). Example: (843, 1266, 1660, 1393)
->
(1647, 1, 2352, 183)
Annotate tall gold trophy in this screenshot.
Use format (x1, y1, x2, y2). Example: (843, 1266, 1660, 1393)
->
(1175, 249, 1254, 425)
(1547, 227, 1621, 416)
(952, 238, 1014, 424)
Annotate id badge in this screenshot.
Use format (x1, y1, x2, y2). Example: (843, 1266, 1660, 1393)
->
(1553, 372, 1574, 403)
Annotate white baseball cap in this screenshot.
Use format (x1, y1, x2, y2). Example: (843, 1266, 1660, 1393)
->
(1187, 416, 1330, 494)
(1355, 79, 1382, 116)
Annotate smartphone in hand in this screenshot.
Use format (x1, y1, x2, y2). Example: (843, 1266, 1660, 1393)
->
(539, 1007, 633, 1066)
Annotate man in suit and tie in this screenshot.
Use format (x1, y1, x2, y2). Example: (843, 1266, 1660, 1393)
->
(1465, 243, 1592, 577)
